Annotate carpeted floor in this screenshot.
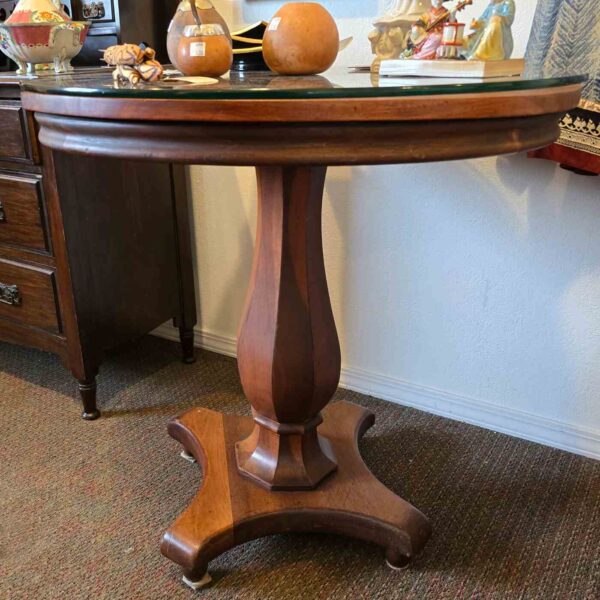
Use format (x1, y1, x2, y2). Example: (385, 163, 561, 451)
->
(1, 336, 599, 600)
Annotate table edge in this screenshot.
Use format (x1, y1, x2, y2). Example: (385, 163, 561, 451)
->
(22, 83, 584, 123)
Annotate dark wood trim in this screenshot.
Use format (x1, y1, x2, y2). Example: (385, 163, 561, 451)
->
(0, 161, 42, 176)
(34, 113, 564, 167)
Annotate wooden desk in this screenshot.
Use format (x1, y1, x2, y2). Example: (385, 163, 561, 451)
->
(23, 70, 583, 588)
(0, 72, 197, 419)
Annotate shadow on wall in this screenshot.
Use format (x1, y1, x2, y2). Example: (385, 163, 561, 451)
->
(497, 154, 600, 424)
(324, 155, 600, 429)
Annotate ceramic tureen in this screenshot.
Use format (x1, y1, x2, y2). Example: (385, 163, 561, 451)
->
(0, 0, 89, 75)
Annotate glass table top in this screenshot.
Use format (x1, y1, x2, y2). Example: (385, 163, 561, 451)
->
(16, 68, 585, 100)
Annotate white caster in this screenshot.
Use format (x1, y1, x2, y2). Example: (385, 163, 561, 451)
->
(386, 558, 410, 571)
(180, 449, 197, 464)
(183, 572, 212, 591)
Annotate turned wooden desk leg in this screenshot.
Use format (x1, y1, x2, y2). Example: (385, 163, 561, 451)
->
(78, 378, 100, 421)
(235, 165, 340, 490)
(179, 327, 196, 365)
(171, 164, 198, 365)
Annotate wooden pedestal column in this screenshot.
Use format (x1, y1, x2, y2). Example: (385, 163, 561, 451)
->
(236, 166, 339, 490)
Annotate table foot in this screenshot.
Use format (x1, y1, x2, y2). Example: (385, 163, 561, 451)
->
(161, 401, 431, 580)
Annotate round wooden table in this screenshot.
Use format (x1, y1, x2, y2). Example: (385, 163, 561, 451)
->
(23, 70, 583, 589)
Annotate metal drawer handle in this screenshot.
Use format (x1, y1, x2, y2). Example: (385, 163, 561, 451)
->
(0, 283, 21, 306)
(0, 200, 5, 223)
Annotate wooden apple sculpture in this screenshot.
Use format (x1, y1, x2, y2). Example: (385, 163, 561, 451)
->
(263, 3, 339, 75)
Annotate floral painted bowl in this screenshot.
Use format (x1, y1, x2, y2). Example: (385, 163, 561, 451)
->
(0, 20, 89, 75)
(6, 0, 71, 24)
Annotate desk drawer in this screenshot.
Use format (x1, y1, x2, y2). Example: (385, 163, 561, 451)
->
(0, 258, 60, 333)
(0, 174, 48, 253)
(0, 102, 35, 162)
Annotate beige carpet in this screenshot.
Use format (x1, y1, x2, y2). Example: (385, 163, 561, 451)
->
(1, 336, 599, 600)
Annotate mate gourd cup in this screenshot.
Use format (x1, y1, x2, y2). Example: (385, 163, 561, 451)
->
(167, 0, 230, 74)
(263, 3, 339, 75)
(177, 23, 232, 77)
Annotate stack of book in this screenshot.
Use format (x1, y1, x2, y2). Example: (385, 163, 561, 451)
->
(378, 58, 525, 79)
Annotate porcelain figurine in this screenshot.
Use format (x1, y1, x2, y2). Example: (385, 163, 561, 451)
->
(368, 17, 406, 62)
(399, 0, 472, 60)
(400, 19, 436, 59)
(463, 0, 516, 61)
(420, 0, 457, 29)
(369, 1, 431, 66)
(410, 0, 456, 59)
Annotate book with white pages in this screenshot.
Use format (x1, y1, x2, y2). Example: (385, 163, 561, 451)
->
(379, 58, 525, 79)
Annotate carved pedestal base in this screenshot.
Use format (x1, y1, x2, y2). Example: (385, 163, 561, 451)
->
(161, 401, 431, 585)
(235, 413, 338, 491)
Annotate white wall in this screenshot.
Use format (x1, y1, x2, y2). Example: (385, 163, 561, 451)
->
(156, 1, 600, 459)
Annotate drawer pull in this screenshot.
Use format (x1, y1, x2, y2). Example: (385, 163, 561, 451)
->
(0, 200, 5, 222)
(0, 283, 21, 306)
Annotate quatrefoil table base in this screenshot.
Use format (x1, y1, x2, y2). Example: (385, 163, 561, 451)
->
(160, 401, 431, 587)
